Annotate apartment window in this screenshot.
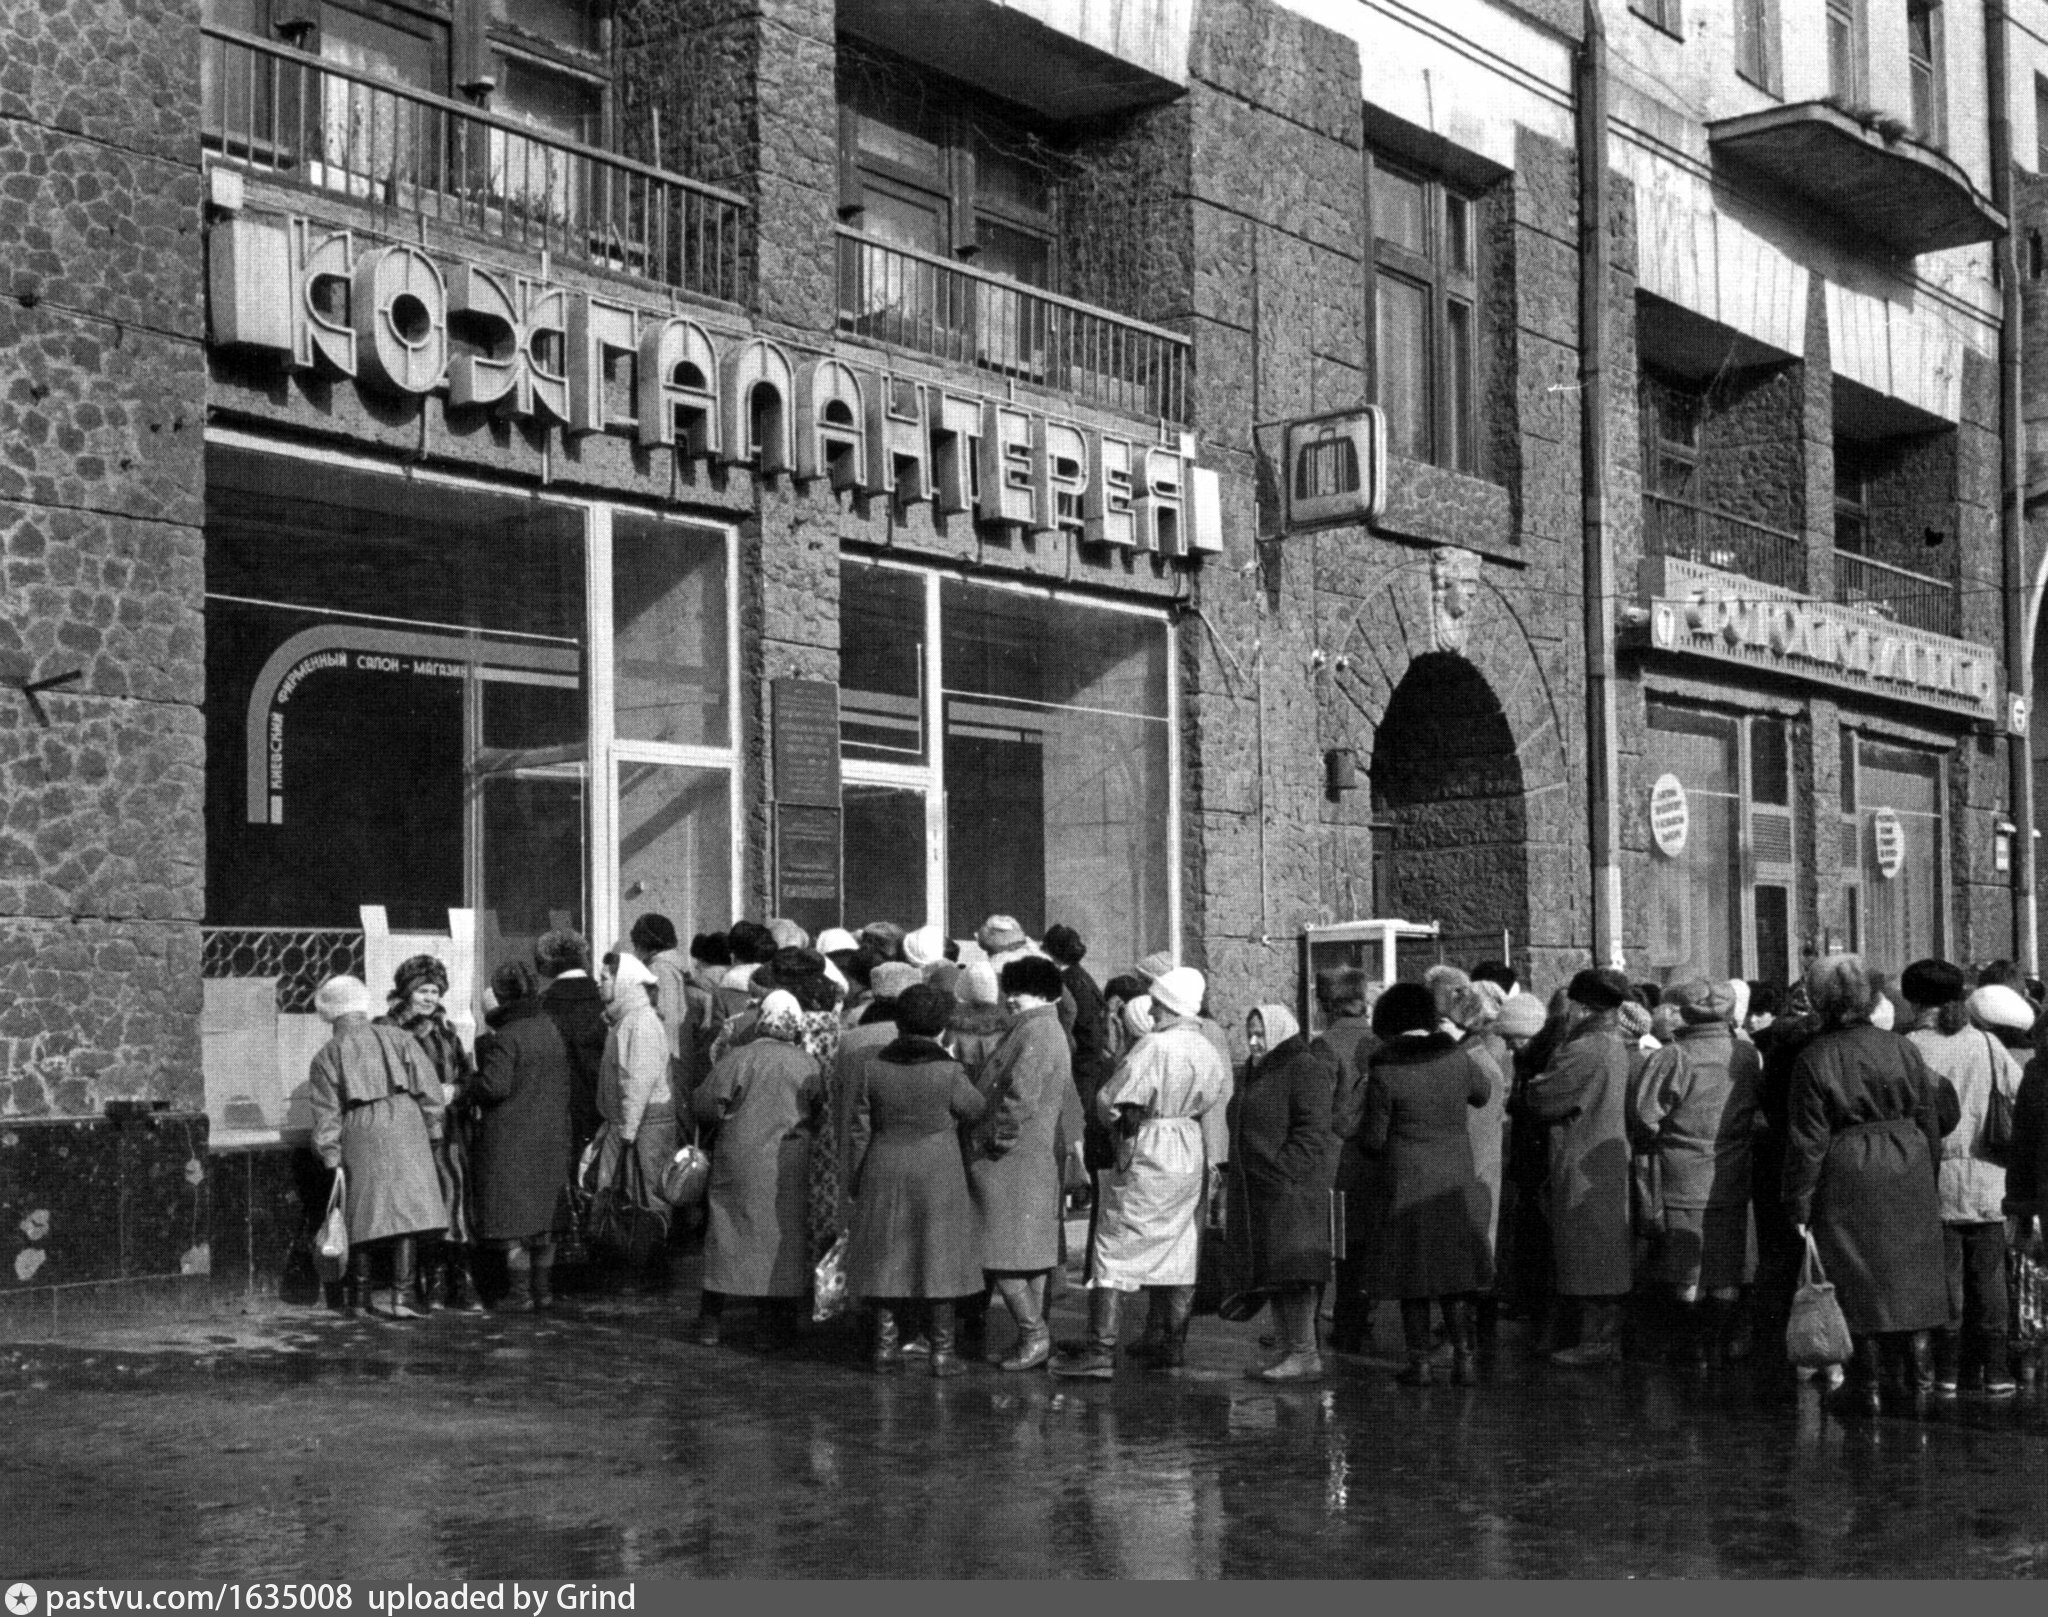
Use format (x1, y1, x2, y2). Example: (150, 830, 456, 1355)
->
(1834, 442, 1872, 555)
(1734, 0, 1781, 94)
(1839, 733, 1946, 975)
(1907, 1, 1943, 145)
(1369, 151, 1479, 473)
(1631, 0, 1683, 36)
(1827, 0, 1866, 103)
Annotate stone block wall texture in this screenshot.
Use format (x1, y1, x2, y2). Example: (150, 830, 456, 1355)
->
(0, 0, 207, 1120)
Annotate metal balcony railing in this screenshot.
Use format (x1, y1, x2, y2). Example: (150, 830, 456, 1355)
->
(836, 228, 1192, 424)
(200, 25, 746, 301)
(1642, 492, 1805, 590)
(1834, 550, 1959, 637)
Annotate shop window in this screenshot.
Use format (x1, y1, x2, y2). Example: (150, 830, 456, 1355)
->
(1369, 150, 1478, 474)
(1840, 733, 1946, 977)
(838, 564, 1176, 976)
(1827, 0, 1867, 103)
(1735, 0, 1782, 94)
(1907, 1, 1944, 147)
(1629, 0, 1683, 37)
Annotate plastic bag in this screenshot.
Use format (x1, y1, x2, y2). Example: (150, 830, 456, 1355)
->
(660, 1142, 711, 1209)
(812, 1232, 850, 1323)
(313, 1171, 349, 1285)
(1785, 1229, 1854, 1370)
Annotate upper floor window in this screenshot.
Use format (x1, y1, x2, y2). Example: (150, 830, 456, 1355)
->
(1734, 0, 1782, 95)
(1369, 151, 1478, 474)
(1834, 439, 1874, 555)
(1827, 0, 1867, 103)
(1630, 0, 1684, 37)
(1907, 1, 1944, 146)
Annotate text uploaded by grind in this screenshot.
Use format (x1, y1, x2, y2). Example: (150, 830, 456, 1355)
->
(12, 1590, 643, 1614)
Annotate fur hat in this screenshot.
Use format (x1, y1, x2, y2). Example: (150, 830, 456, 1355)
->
(766, 917, 810, 951)
(1149, 966, 1206, 1021)
(629, 913, 678, 954)
(391, 953, 448, 1001)
(999, 954, 1065, 1003)
(896, 982, 953, 1039)
(1662, 978, 1736, 1026)
(1566, 967, 1632, 1012)
(976, 914, 1031, 955)
(1371, 982, 1438, 1039)
(902, 925, 946, 969)
(535, 928, 591, 976)
(1494, 992, 1547, 1041)
(1901, 958, 1966, 1007)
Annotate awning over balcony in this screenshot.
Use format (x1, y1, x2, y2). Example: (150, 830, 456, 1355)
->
(838, 0, 1189, 120)
(1707, 101, 2004, 257)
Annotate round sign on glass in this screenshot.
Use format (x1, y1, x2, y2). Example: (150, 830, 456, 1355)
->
(1872, 807, 1906, 880)
(1650, 773, 1689, 857)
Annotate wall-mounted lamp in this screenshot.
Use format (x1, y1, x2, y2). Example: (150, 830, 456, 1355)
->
(1995, 818, 2017, 876)
(1325, 747, 1358, 797)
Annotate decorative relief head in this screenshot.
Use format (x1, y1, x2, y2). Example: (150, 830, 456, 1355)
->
(1429, 547, 1483, 654)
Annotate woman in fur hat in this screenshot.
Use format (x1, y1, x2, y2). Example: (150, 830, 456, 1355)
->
(378, 954, 479, 1312)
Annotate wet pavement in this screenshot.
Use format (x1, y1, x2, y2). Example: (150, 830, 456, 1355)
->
(4, 1281, 2046, 1580)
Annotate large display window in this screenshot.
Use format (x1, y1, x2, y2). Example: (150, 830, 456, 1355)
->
(202, 440, 736, 1140)
(839, 561, 1177, 974)
(1839, 732, 1947, 976)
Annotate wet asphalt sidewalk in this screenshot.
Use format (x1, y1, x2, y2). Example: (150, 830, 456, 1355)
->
(3, 1277, 2046, 1580)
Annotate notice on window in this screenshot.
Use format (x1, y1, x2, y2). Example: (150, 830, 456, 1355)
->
(1650, 773, 1689, 858)
(1872, 807, 1906, 879)
(775, 804, 843, 939)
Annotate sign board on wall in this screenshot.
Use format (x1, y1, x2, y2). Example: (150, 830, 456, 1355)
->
(1284, 407, 1388, 529)
(1649, 773, 1689, 857)
(1872, 807, 1906, 879)
(772, 679, 843, 809)
(774, 805, 843, 939)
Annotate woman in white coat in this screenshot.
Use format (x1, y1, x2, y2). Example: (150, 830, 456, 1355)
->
(1051, 967, 1231, 1378)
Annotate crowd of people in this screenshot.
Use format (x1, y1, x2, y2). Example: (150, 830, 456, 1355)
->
(302, 919, 2048, 1409)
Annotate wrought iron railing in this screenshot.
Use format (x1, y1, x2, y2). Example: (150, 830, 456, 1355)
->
(1834, 550, 1959, 637)
(1642, 492, 1805, 591)
(200, 25, 746, 301)
(202, 927, 365, 1015)
(836, 228, 1192, 424)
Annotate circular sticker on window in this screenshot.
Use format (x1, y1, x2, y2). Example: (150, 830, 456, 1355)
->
(1650, 773, 1689, 857)
(1872, 807, 1906, 880)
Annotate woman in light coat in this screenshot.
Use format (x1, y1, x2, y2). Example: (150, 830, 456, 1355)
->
(596, 950, 677, 1291)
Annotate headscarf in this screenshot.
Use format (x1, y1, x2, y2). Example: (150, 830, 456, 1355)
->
(902, 925, 946, 969)
(1249, 1003, 1300, 1056)
(1456, 979, 1507, 1031)
(1617, 1001, 1654, 1043)
(758, 989, 804, 1043)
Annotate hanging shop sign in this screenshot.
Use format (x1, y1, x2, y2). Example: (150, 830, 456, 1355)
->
(1872, 807, 1906, 879)
(1649, 773, 1689, 857)
(1637, 556, 1997, 723)
(208, 215, 1221, 556)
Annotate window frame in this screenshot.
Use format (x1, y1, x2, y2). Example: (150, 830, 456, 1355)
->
(1827, 0, 1868, 104)
(1733, 0, 1782, 96)
(1630, 0, 1685, 38)
(1837, 728, 1949, 968)
(1366, 148, 1480, 476)
(1906, 0, 1945, 148)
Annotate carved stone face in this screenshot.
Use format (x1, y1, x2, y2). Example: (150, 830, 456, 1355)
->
(1430, 547, 1483, 653)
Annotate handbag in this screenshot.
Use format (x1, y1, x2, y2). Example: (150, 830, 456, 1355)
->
(583, 1137, 670, 1267)
(660, 1141, 712, 1208)
(812, 1231, 851, 1323)
(313, 1170, 349, 1285)
(1785, 1229, 1855, 1369)
(1980, 1036, 2016, 1168)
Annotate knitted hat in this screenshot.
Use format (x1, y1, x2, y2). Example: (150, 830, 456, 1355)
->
(1150, 966, 1206, 1021)
(870, 962, 922, 1003)
(1969, 982, 2036, 1033)
(1662, 978, 1736, 1026)
(817, 927, 860, 957)
(1494, 992, 1547, 1040)
(1617, 1001, 1654, 1042)
(902, 924, 946, 969)
(958, 961, 1000, 1007)
(976, 914, 1031, 954)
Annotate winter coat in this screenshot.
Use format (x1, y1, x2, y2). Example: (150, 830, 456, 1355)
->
(1462, 1029, 1510, 1254)
(1224, 1033, 1340, 1290)
(469, 998, 575, 1242)
(1359, 1032, 1494, 1298)
(646, 947, 694, 1087)
(695, 1037, 824, 1298)
(1906, 1023, 2023, 1224)
(1090, 1020, 1230, 1289)
(845, 1038, 990, 1299)
(948, 1004, 1010, 1086)
(1783, 1022, 1955, 1334)
(598, 990, 672, 1141)
(542, 974, 609, 1149)
(1523, 1014, 1634, 1297)
(380, 1003, 476, 1244)
(1629, 1022, 1761, 1209)
(1325, 1016, 1383, 1244)
(1063, 963, 1115, 1103)
(966, 1002, 1075, 1273)
(2008, 1054, 2048, 1219)
(308, 1014, 448, 1245)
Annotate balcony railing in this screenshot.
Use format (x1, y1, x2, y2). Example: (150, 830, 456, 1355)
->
(1834, 550, 1959, 637)
(1642, 493, 1805, 591)
(836, 228, 1191, 424)
(200, 25, 746, 301)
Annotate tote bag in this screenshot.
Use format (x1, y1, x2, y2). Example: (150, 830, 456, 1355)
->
(313, 1171, 349, 1285)
(1785, 1229, 1854, 1369)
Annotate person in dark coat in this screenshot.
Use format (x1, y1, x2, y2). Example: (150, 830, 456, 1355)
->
(692, 991, 825, 1348)
(1358, 982, 1494, 1386)
(537, 929, 608, 1155)
(1227, 1003, 1341, 1381)
(1316, 967, 1381, 1356)
(1785, 953, 1958, 1415)
(845, 984, 990, 1376)
(1045, 923, 1115, 1141)
(1523, 967, 1636, 1366)
(470, 961, 574, 1312)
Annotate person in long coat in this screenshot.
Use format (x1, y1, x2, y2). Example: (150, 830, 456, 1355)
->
(1522, 967, 1636, 1365)
(1227, 1004, 1341, 1381)
(1628, 978, 1761, 1369)
(1053, 967, 1231, 1379)
(845, 983, 990, 1376)
(470, 960, 574, 1311)
(595, 951, 678, 1292)
(1316, 967, 1381, 1355)
(377, 953, 479, 1313)
(1785, 952, 1957, 1414)
(966, 954, 1080, 1372)
(1359, 982, 1494, 1385)
(537, 929, 608, 1157)
(692, 990, 825, 1348)
(306, 974, 448, 1321)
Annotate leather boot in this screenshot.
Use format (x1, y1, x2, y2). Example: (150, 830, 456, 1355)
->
(498, 1246, 533, 1313)
(1158, 1285, 1196, 1371)
(1552, 1299, 1621, 1366)
(1450, 1297, 1479, 1386)
(382, 1237, 426, 1321)
(528, 1240, 555, 1313)
(871, 1305, 905, 1374)
(1833, 1335, 1883, 1416)
(998, 1276, 1051, 1372)
(1906, 1330, 1936, 1413)
(1931, 1327, 1960, 1395)
(1126, 1288, 1173, 1366)
(1256, 1288, 1324, 1381)
(929, 1300, 968, 1378)
(344, 1248, 373, 1318)
(1051, 1288, 1120, 1378)
(1982, 1332, 2017, 1396)
(444, 1249, 484, 1313)
(1395, 1298, 1435, 1386)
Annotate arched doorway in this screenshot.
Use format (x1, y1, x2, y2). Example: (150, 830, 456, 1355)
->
(1369, 652, 1531, 967)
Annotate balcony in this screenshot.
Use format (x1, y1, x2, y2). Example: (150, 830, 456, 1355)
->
(200, 25, 745, 302)
(1642, 493, 1804, 591)
(1834, 550, 1959, 637)
(1706, 100, 2003, 258)
(836, 228, 1192, 424)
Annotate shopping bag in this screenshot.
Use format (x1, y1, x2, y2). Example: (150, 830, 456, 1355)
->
(583, 1140, 669, 1268)
(1785, 1229, 1854, 1369)
(313, 1171, 349, 1285)
(812, 1232, 851, 1323)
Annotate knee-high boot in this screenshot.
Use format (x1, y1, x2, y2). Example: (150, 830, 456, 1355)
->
(870, 1304, 904, 1373)
(1051, 1288, 1120, 1378)
(929, 1300, 968, 1378)
(344, 1246, 373, 1317)
(383, 1236, 425, 1321)
(1396, 1298, 1435, 1386)
(997, 1275, 1051, 1371)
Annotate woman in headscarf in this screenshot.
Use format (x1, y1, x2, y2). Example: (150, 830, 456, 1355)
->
(1359, 982, 1494, 1385)
(596, 951, 678, 1292)
(376, 954, 478, 1311)
(845, 984, 990, 1375)
(692, 990, 826, 1348)
(1224, 1002, 1341, 1380)
(1785, 953, 1956, 1414)
(470, 961, 574, 1312)
(307, 975, 448, 1321)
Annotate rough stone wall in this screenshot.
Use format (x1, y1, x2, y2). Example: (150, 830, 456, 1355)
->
(0, 0, 207, 1116)
(1692, 363, 1805, 536)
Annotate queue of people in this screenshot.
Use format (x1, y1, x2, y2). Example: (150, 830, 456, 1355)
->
(301, 920, 2048, 1410)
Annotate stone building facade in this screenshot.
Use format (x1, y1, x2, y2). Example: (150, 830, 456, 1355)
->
(4, 0, 2046, 1307)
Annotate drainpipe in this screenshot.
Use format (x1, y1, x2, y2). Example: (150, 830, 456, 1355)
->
(1579, 0, 1623, 968)
(1988, 0, 2038, 971)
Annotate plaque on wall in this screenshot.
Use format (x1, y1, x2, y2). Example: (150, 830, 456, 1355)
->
(775, 803, 843, 937)
(772, 678, 842, 809)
